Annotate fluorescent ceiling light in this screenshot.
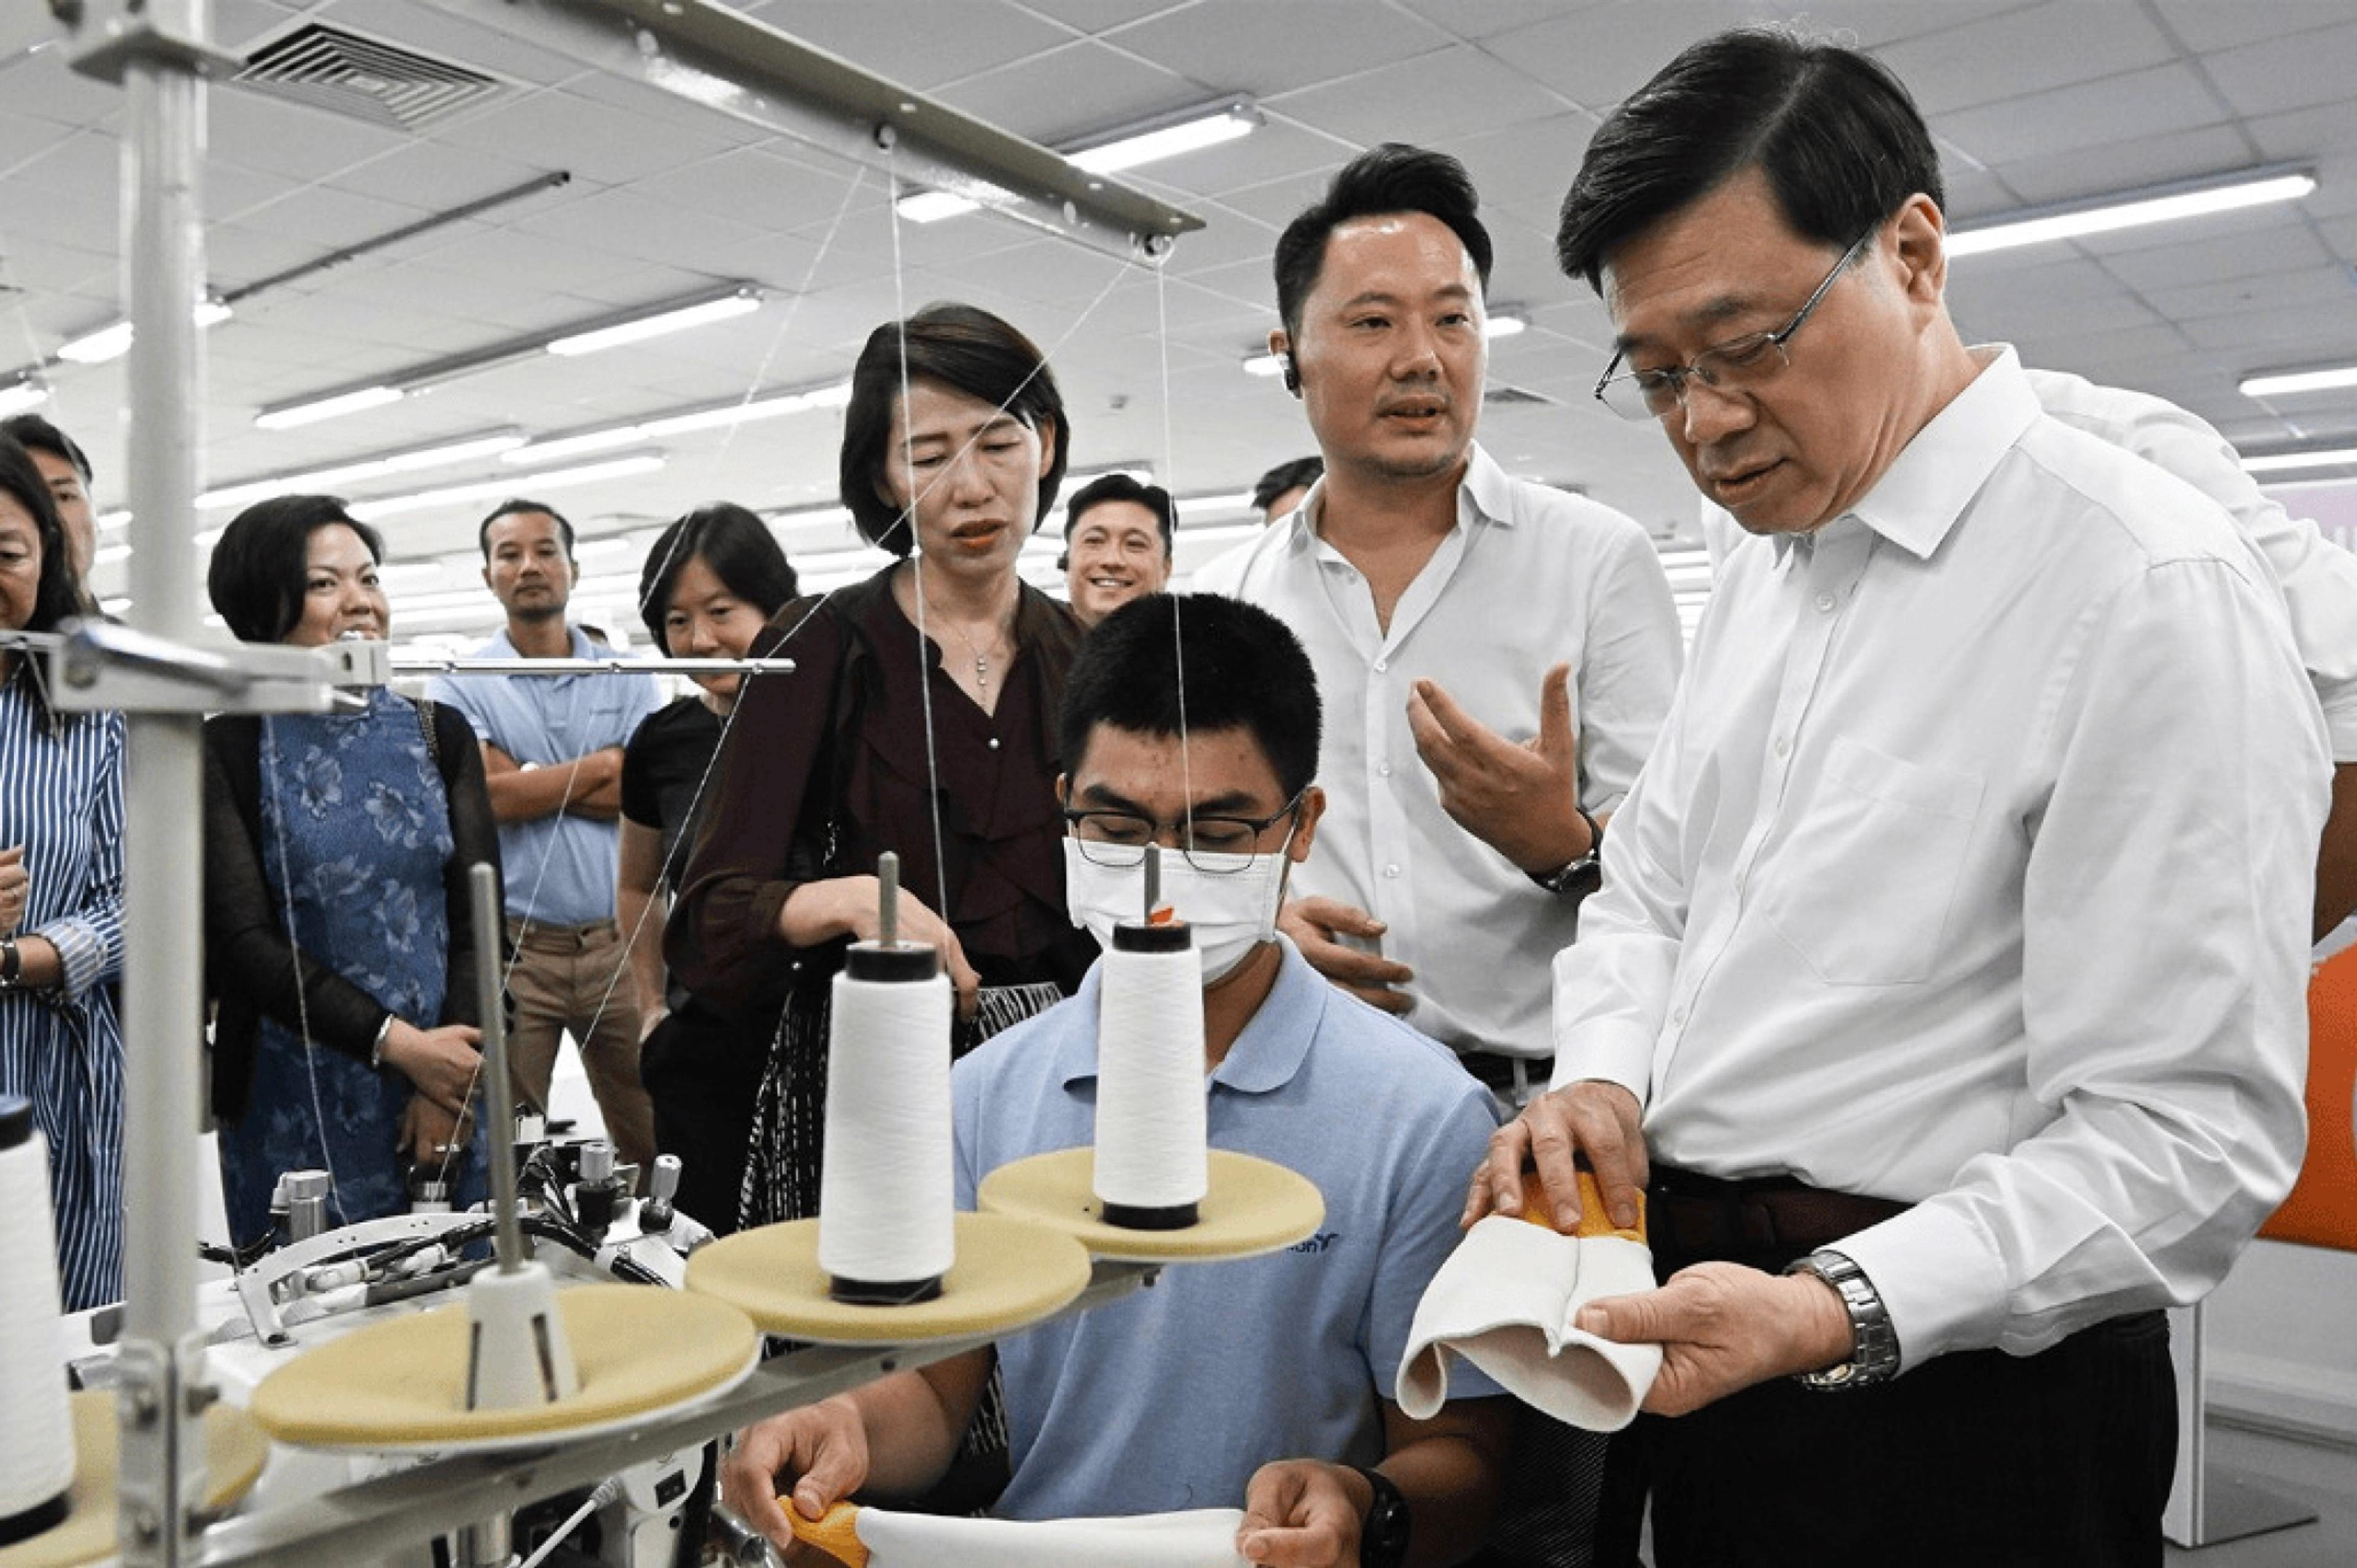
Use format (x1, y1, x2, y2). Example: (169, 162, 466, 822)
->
(2240, 364, 2357, 400)
(350, 454, 666, 520)
(255, 385, 404, 431)
(0, 380, 50, 417)
(897, 189, 988, 224)
(97, 510, 131, 534)
(2239, 446, 2357, 474)
(1240, 312, 1528, 376)
(1175, 492, 1256, 519)
(1068, 102, 1258, 175)
(545, 291, 762, 357)
(93, 543, 131, 568)
(1946, 167, 2315, 258)
(505, 382, 852, 467)
(200, 432, 528, 511)
(57, 299, 233, 366)
(898, 99, 1260, 225)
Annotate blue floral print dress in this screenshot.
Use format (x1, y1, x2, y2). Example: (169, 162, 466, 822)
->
(218, 688, 488, 1240)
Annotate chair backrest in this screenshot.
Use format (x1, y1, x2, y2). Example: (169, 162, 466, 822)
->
(2259, 944, 2357, 1251)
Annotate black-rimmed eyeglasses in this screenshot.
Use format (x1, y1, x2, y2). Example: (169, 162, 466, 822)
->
(1064, 789, 1305, 874)
(1593, 231, 1875, 422)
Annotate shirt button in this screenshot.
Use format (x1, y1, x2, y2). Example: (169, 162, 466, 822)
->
(1773, 736, 1790, 758)
(1814, 592, 1836, 613)
(1373, 658, 1388, 673)
(1384, 863, 1401, 878)
(1377, 762, 1393, 777)
(987, 737, 1000, 750)
(1670, 1006, 1688, 1026)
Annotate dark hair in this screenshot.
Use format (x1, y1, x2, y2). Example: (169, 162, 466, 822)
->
(1059, 593, 1320, 801)
(1062, 473, 1175, 555)
(1273, 144, 1493, 339)
(0, 436, 87, 730)
(839, 303, 1069, 556)
(637, 502, 801, 653)
(478, 497, 576, 560)
(1250, 456, 1323, 514)
(1, 415, 93, 484)
(207, 495, 385, 645)
(1556, 28, 1943, 291)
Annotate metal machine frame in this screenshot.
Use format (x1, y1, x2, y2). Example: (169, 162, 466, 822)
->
(47, 3, 1204, 1562)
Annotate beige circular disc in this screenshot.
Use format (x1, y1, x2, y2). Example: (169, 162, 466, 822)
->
(978, 1147, 1325, 1263)
(248, 1284, 758, 1453)
(684, 1211, 1092, 1346)
(0, 1391, 269, 1568)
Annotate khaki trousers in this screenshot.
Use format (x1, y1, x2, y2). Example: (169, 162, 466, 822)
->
(503, 917, 655, 1180)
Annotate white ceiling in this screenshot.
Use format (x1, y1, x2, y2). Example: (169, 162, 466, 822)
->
(4, 0, 2355, 642)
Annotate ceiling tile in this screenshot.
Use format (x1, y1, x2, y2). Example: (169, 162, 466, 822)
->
(208, 90, 419, 184)
(303, 0, 590, 88)
(2201, 19, 2357, 118)
(934, 40, 1199, 145)
(431, 90, 745, 188)
(1395, 1, 1603, 44)
(1275, 46, 1569, 153)
(1105, 1, 1454, 99)
(1875, 2, 2178, 116)
(1970, 123, 2255, 210)
(1479, 2, 1759, 108)
(753, 2, 1076, 93)
(1007, 1, 1188, 34)
(2090, 215, 2329, 290)
(1936, 63, 2226, 168)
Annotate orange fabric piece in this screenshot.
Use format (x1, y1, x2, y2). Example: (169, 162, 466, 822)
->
(2261, 946, 2357, 1251)
(1518, 1169, 1647, 1245)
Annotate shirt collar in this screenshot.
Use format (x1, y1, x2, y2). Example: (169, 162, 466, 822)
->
(1841, 344, 2040, 561)
(1058, 937, 1326, 1096)
(484, 625, 595, 658)
(1290, 441, 1513, 558)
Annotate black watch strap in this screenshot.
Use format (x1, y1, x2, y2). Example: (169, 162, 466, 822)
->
(0, 935, 20, 989)
(1350, 1464, 1412, 1568)
(1529, 806, 1605, 896)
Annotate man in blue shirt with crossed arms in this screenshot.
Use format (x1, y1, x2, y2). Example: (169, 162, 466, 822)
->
(723, 593, 1509, 1568)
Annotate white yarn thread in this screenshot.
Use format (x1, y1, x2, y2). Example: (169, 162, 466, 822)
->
(0, 1124, 74, 1524)
(1093, 939, 1208, 1213)
(817, 966, 955, 1286)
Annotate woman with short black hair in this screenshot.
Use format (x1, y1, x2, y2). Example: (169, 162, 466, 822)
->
(0, 433, 127, 1308)
(618, 503, 797, 1231)
(202, 494, 498, 1244)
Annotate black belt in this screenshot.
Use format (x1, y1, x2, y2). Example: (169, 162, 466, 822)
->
(1646, 1164, 1910, 1275)
(1459, 1049, 1552, 1094)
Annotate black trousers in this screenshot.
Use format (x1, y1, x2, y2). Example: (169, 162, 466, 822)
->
(1596, 1169, 2177, 1568)
(637, 1000, 770, 1237)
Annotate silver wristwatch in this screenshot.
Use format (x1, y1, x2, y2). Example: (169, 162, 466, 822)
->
(1784, 1249, 1900, 1391)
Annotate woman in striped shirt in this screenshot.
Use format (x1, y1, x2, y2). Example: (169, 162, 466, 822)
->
(0, 434, 126, 1310)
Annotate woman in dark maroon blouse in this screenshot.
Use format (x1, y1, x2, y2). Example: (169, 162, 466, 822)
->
(666, 303, 1094, 1226)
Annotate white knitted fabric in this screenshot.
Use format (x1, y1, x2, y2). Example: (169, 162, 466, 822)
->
(853, 1505, 1249, 1566)
(1396, 1215, 1662, 1432)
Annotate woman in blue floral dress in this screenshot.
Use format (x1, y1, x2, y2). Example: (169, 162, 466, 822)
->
(202, 496, 499, 1244)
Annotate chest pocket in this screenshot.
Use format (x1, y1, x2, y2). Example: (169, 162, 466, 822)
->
(1760, 737, 1984, 987)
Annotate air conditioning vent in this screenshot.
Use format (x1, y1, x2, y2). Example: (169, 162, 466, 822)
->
(234, 23, 504, 134)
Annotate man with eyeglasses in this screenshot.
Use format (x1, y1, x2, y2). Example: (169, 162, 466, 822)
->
(1466, 29, 2328, 1566)
(724, 593, 1512, 1568)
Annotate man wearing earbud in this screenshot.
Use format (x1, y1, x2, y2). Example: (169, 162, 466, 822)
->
(722, 594, 1511, 1568)
(1211, 144, 1683, 1116)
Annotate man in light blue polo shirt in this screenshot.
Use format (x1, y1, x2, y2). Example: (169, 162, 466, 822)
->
(428, 498, 660, 1173)
(724, 595, 1509, 1568)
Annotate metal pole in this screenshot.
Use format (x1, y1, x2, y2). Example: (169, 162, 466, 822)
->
(470, 863, 525, 1274)
(115, 1, 212, 1561)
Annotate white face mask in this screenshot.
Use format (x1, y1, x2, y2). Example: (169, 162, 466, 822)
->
(1063, 837, 1291, 985)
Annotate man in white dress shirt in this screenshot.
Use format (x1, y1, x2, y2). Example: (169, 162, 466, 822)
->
(1471, 31, 2330, 1566)
(1210, 144, 1683, 1112)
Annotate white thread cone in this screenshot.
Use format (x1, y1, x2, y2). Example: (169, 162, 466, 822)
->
(0, 1119, 74, 1531)
(818, 966, 956, 1286)
(1093, 938, 1207, 1213)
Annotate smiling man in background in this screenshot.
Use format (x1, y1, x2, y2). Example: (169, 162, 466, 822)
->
(1059, 472, 1174, 628)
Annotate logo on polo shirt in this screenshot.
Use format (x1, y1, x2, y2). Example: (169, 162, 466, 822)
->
(1289, 1230, 1340, 1254)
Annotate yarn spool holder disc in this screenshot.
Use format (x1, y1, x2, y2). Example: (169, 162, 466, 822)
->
(0, 1393, 268, 1568)
(977, 1146, 1325, 1264)
(684, 1211, 1092, 1346)
(245, 1284, 760, 1455)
